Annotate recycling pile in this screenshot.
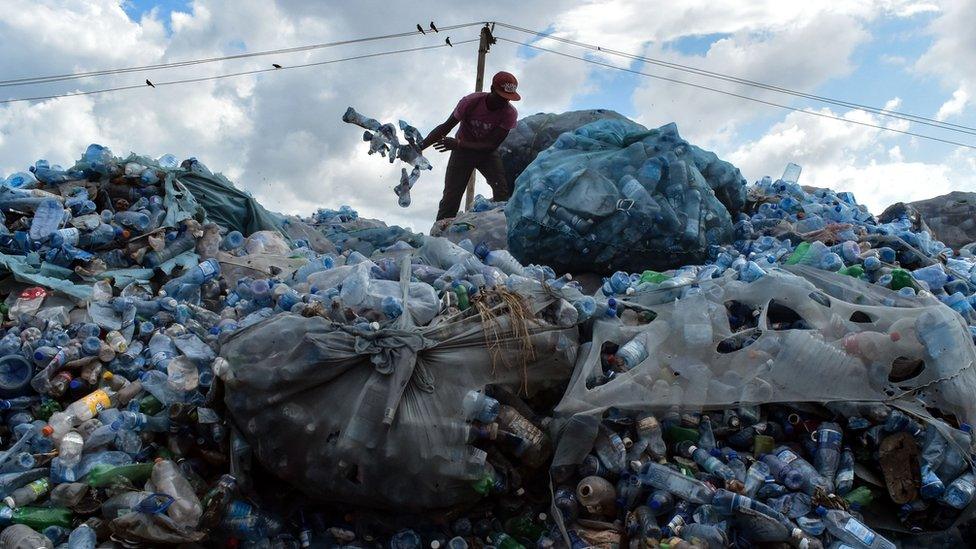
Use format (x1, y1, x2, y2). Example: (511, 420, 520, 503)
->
(0, 125, 974, 548)
(430, 194, 509, 251)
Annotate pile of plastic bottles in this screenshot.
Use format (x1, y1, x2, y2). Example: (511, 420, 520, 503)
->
(1, 137, 975, 547)
(0, 143, 602, 545)
(546, 402, 975, 549)
(593, 162, 976, 336)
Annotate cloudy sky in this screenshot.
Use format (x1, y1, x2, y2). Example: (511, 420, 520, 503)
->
(1, 0, 974, 231)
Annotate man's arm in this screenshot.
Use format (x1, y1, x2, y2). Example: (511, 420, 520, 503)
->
(420, 115, 460, 151)
(434, 126, 510, 153)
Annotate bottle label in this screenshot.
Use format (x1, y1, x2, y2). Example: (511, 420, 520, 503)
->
(81, 390, 111, 415)
(28, 478, 49, 496)
(200, 260, 217, 277)
(638, 416, 660, 432)
(777, 449, 799, 463)
(843, 518, 875, 545)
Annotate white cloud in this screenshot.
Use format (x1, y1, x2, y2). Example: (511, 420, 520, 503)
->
(935, 86, 970, 121)
(0, 0, 969, 231)
(915, 0, 976, 120)
(629, 11, 869, 148)
(728, 104, 976, 214)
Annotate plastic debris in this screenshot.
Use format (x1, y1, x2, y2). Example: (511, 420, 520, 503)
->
(1, 113, 975, 548)
(342, 107, 433, 207)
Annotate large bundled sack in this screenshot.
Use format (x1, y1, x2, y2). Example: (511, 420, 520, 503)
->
(552, 265, 976, 470)
(220, 264, 580, 510)
(506, 120, 747, 274)
(498, 109, 628, 190)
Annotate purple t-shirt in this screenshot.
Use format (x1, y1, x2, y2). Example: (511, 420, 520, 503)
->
(452, 92, 518, 144)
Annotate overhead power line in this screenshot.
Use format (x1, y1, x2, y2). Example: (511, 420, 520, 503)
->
(497, 36, 976, 150)
(0, 21, 485, 89)
(0, 39, 478, 105)
(494, 22, 976, 138)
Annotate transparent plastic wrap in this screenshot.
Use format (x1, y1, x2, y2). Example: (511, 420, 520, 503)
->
(499, 109, 629, 189)
(430, 205, 508, 251)
(220, 260, 579, 510)
(506, 120, 747, 274)
(555, 265, 976, 450)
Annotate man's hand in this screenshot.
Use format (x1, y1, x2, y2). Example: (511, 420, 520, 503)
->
(433, 137, 459, 152)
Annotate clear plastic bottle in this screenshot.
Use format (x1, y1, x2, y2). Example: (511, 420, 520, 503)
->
(29, 198, 65, 241)
(941, 470, 976, 509)
(0, 524, 54, 549)
(461, 390, 499, 424)
(151, 458, 203, 527)
(634, 413, 667, 460)
(816, 507, 895, 549)
(638, 462, 715, 504)
(814, 421, 843, 480)
(66, 523, 96, 549)
(615, 335, 648, 370)
(167, 356, 200, 393)
(3, 477, 50, 508)
(58, 431, 84, 468)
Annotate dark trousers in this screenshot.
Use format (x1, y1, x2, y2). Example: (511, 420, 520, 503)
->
(435, 149, 510, 221)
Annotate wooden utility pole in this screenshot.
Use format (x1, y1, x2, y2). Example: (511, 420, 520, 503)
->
(464, 24, 495, 211)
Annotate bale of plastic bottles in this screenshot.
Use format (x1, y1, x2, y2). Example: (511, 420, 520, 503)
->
(498, 109, 628, 191)
(220, 256, 580, 510)
(506, 120, 748, 274)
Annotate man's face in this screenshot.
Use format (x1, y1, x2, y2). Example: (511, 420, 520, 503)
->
(489, 87, 511, 105)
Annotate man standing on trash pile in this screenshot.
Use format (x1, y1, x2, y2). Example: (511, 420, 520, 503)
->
(420, 70, 520, 221)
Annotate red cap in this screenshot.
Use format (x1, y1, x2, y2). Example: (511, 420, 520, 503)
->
(491, 71, 520, 101)
(42, 425, 53, 437)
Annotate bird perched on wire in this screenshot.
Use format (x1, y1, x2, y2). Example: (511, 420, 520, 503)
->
(272, 63, 282, 69)
(445, 37, 452, 47)
(429, 22, 438, 32)
(416, 24, 425, 35)
(145, 79, 155, 88)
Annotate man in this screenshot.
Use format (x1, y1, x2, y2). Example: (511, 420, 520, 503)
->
(420, 71, 520, 221)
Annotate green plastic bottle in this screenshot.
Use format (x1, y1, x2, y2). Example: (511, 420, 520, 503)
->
(839, 265, 865, 279)
(786, 241, 811, 265)
(844, 486, 874, 508)
(504, 515, 546, 544)
(454, 284, 470, 311)
(139, 394, 164, 415)
(665, 424, 700, 446)
(86, 462, 154, 487)
(890, 268, 915, 291)
(36, 399, 61, 421)
(640, 270, 670, 284)
(0, 505, 72, 530)
(491, 532, 526, 549)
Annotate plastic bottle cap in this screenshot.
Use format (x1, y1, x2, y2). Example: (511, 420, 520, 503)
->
(815, 506, 827, 516)
(41, 425, 53, 437)
(431, 542, 440, 549)
(103, 371, 114, 380)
